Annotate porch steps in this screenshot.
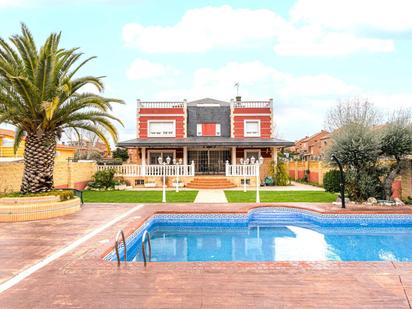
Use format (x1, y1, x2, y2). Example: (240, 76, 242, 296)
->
(186, 177, 236, 189)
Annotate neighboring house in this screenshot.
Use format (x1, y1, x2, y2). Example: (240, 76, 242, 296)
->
(116, 97, 293, 188)
(0, 128, 76, 161)
(66, 139, 108, 158)
(291, 130, 330, 160)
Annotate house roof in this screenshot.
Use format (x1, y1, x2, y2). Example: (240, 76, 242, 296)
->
(0, 128, 15, 138)
(0, 127, 76, 150)
(118, 137, 294, 148)
(187, 98, 231, 107)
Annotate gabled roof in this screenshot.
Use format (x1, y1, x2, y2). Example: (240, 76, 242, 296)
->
(187, 98, 230, 107)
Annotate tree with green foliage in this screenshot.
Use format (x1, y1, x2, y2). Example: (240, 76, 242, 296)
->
(380, 110, 412, 199)
(325, 100, 383, 201)
(112, 147, 129, 162)
(0, 24, 123, 193)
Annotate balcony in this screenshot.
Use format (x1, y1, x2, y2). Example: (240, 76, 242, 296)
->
(138, 101, 185, 108)
(232, 101, 271, 108)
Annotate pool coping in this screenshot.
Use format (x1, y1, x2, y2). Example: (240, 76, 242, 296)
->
(100, 203, 412, 260)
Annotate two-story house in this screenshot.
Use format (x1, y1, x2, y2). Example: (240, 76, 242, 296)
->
(117, 97, 293, 188)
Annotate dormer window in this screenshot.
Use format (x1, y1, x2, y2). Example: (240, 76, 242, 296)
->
(244, 120, 260, 137)
(196, 123, 221, 137)
(148, 120, 176, 137)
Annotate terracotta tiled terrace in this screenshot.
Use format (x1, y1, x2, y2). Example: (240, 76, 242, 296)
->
(1, 202, 412, 308)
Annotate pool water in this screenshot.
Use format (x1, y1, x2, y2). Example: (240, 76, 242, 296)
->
(107, 209, 412, 262)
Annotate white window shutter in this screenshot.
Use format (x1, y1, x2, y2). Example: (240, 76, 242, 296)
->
(197, 124, 202, 136)
(216, 124, 221, 136)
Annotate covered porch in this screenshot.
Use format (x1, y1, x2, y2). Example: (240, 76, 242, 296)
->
(112, 137, 294, 187)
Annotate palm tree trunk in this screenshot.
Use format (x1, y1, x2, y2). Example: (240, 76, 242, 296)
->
(20, 131, 56, 193)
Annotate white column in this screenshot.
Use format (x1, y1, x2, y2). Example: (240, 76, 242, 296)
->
(231, 147, 236, 165)
(183, 147, 188, 165)
(272, 147, 278, 165)
(141, 147, 146, 176)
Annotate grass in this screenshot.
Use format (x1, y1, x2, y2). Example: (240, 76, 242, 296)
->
(83, 190, 198, 203)
(224, 190, 337, 203)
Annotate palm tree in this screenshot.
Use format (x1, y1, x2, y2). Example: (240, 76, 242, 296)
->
(0, 24, 123, 193)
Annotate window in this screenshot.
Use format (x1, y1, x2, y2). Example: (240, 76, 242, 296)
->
(196, 123, 221, 137)
(244, 120, 260, 137)
(148, 120, 175, 137)
(148, 150, 176, 165)
(244, 149, 261, 162)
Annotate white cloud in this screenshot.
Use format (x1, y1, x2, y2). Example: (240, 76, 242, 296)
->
(274, 25, 394, 56)
(153, 61, 357, 101)
(126, 59, 178, 80)
(291, 0, 412, 33)
(122, 4, 406, 56)
(122, 5, 286, 53)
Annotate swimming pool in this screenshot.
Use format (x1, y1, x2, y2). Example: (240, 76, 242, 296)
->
(105, 208, 412, 262)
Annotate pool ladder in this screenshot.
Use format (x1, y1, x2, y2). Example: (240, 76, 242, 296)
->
(141, 230, 152, 267)
(114, 229, 152, 268)
(114, 230, 127, 266)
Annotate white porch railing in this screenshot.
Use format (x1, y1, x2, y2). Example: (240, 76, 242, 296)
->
(97, 162, 195, 177)
(225, 163, 258, 176)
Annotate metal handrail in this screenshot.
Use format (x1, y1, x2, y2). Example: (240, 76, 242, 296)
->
(114, 230, 127, 266)
(141, 230, 152, 267)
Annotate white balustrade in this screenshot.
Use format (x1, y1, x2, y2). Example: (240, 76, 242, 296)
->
(225, 163, 258, 176)
(138, 101, 184, 108)
(233, 101, 271, 108)
(97, 162, 195, 177)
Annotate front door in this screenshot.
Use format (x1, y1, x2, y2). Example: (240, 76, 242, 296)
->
(188, 149, 231, 175)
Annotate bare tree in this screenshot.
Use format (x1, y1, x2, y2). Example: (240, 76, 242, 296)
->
(325, 98, 381, 132)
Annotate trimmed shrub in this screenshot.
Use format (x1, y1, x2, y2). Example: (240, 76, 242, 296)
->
(323, 170, 341, 193)
(89, 169, 116, 189)
(0, 190, 74, 201)
(97, 158, 123, 165)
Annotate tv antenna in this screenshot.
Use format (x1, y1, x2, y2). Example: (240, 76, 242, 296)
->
(234, 82, 240, 96)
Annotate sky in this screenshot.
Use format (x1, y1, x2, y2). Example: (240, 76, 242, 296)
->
(1, 0, 412, 142)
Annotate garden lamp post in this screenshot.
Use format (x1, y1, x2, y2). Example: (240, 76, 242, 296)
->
(158, 156, 171, 203)
(239, 158, 250, 192)
(331, 154, 346, 209)
(173, 158, 183, 193)
(251, 156, 264, 203)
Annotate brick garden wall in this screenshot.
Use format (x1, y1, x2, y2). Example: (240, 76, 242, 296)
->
(288, 160, 409, 199)
(0, 161, 96, 193)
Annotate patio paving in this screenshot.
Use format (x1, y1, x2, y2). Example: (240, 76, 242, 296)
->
(1, 202, 412, 308)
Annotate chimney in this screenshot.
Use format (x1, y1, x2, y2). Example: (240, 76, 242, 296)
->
(235, 96, 241, 102)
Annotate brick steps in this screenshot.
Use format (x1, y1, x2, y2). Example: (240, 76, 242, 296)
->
(186, 177, 236, 189)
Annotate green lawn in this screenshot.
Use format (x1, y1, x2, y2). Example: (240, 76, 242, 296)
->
(224, 190, 337, 203)
(83, 190, 198, 203)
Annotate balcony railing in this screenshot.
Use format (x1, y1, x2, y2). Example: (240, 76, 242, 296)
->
(225, 163, 258, 176)
(138, 101, 185, 108)
(232, 101, 271, 108)
(97, 162, 195, 177)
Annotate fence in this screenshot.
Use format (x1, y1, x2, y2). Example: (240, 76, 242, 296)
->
(225, 163, 258, 176)
(287, 160, 329, 185)
(97, 162, 195, 177)
(0, 160, 96, 193)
